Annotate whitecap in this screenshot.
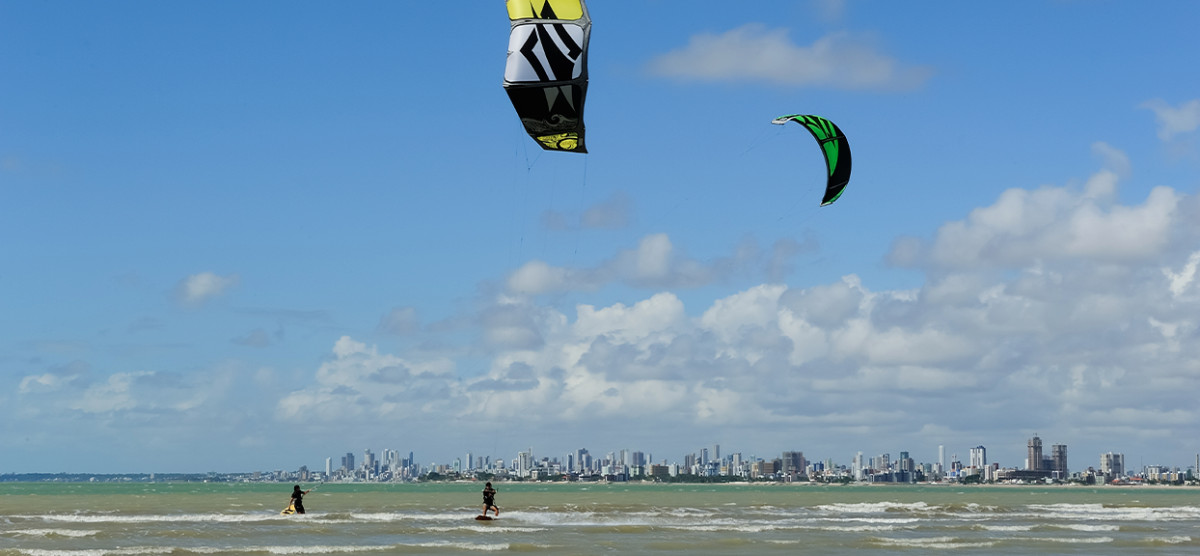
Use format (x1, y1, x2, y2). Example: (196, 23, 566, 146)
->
(6, 529, 100, 538)
(871, 536, 995, 549)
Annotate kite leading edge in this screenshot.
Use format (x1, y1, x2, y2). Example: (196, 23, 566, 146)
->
(772, 114, 852, 206)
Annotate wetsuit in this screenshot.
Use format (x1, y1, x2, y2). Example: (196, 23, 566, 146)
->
(482, 486, 496, 512)
(291, 490, 306, 514)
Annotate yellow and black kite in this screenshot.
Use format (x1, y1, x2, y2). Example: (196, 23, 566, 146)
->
(503, 0, 591, 153)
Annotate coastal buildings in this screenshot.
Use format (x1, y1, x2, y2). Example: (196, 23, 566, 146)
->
(278, 436, 1197, 487)
(1101, 452, 1125, 480)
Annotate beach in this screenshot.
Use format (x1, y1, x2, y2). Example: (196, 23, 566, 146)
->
(2, 482, 1198, 555)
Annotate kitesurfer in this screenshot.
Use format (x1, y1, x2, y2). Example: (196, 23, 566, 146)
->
(289, 485, 311, 514)
(481, 482, 499, 517)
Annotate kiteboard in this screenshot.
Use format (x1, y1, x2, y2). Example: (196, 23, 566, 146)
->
(281, 504, 296, 516)
(474, 515, 494, 521)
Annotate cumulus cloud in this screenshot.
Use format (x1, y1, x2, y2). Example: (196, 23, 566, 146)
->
(1141, 98, 1200, 141)
(1164, 251, 1200, 300)
(887, 153, 1182, 270)
(175, 272, 238, 305)
(276, 336, 457, 423)
(261, 153, 1200, 463)
(20, 142, 1198, 468)
(646, 25, 932, 90)
(506, 233, 803, 295)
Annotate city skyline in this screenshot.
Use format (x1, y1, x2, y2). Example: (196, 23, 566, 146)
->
(4, 1, 1200, 473)
(287, 434, 1195, 484)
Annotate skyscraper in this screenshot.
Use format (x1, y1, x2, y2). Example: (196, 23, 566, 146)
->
(782, 451, 805, 476)
(969, 446, 987, 469)
(1101, 452, 1124, 478)
(363, 448, 375, 474)
(1027, 435, 1043, 471)
(575, 448, 589, 474)
(1051, 444, 1068, 476)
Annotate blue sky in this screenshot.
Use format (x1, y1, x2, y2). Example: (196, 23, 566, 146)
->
(3, 0, 1199, 474)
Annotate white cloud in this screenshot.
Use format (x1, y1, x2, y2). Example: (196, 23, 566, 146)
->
(19, 145, 1200, 469)
(889, 156, 1182, 270)
(1164, 251, 1200, 299)
(175, 272, 238, 305)
(249, 154, 1200, 462)
(68, 372, 147, 413)
(18, 360, 89, 394)
(505, 233, 797, 295)
(276, 336, 457, 423)
(1141, 98, 1200, 141)
(19, 373, 69, 394)
(647, 25, 932, 90)
(574, 292, 686, 344)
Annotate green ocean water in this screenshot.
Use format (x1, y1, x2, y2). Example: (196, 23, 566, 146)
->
(1, 482, 1198, 555)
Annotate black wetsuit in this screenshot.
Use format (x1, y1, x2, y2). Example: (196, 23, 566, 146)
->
(483, 486, 496, 510)
(291, 490, 306, 514)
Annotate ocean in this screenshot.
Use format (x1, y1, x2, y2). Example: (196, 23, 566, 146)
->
(1, 482, 1197, 555)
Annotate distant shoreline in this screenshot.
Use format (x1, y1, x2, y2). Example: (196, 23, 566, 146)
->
(4, 473, 1193, 489)
(7, 475, 1190, 492)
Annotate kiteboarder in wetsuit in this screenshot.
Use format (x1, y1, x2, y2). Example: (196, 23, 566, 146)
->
(481, 482, 499, 517)
(289, 485, 311, 514)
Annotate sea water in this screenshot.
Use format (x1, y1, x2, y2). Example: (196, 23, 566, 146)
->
(1, 482, 1197, 555)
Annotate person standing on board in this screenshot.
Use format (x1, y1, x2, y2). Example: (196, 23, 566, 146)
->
(481, 482, 499, 517)
(289, 485, 311, 514)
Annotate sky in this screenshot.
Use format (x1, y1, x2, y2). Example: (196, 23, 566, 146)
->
(2, 0, 1199, 474)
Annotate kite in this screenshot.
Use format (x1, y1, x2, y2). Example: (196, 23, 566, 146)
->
(771, 114, 852, 206)
(503, 0, 591, 153)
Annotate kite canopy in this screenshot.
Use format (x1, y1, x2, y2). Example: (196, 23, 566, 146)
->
(503, 0, 591, 153)
(772, 114, 852, 206)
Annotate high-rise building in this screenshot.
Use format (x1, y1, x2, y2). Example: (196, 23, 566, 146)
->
(363, 449, 375, 474)
(938, 445, 945, 470)
(969, 446, 987, 469)
(1027, 435, 1043, 471)
(575, 448, 589, 474)
(516, 449, 533, 477)
(1051, 445, 1067, 476)
(782, 451, 806, 476)
(1100, 452, 1124, 478)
